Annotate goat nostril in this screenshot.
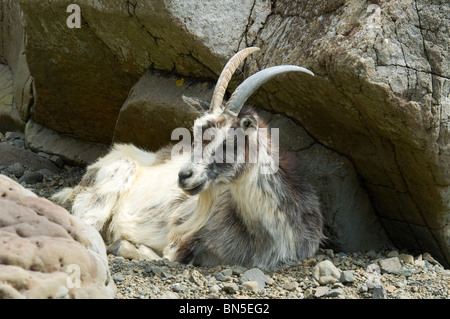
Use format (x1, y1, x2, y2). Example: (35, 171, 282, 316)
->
(178, 169, 193, 181)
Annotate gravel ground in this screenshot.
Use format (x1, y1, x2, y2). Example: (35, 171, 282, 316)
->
(1, 131, 449, 299)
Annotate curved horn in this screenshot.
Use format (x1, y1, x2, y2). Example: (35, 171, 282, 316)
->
(225, 65, 314, 116)
(210, 47, 260, 114)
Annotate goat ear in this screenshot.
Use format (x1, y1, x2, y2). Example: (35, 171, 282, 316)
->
(182, 96, 210, 114)
(240, 116, 258, 131)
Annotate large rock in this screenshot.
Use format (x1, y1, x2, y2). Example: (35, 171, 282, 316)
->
(113, 70, 215, 151)
(0, 63, 24, 133)
(0, 175, 115, 298)
(0, 0, 448, 266)
(248, 0, 450, 265)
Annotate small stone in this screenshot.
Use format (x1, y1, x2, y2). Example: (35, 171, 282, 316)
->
(379, 257, 402, 273)
(6, 163, 24, 178)
(366, 277, 383, 290)
(158, 291, 178, 299)
(113, 272, 124, 282)
(221, 268, 233, 277)
(312, 260, 341, 285)
(222, 283, 239, 294)
(283, 280, 298, 291)
(242, 281, 259, 292)
(232, 266, 247, 275)
(151, 266, 162, 276)
(214, 272, 228, 282)
(239, 268, 268, 289)
(265, 277, 275, 285)
(366, 249, 378, 259)
(314, 286, 329, 298)
(37, 152, 50, 159)
(398, 254, 414, 264)
(391, 268, 414, 277)
(367, 263, 381, 274)
(387, 250, 399, 258)
(19, 171, 43, 184)
(340, 270, 356, 284)
(209, 285, 220, 293)
(325, 288, 344, 298)
(172, 284, 187, 292)
(372, 285, 387, 299)
(385, 285, 396, 293)
(189, 269, 205, 286)
(423, 252, 440, 266)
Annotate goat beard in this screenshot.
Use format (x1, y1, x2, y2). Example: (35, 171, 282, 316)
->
(165, 187, 216, 257)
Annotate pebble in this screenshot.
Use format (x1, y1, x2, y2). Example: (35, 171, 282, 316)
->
(312, 260, 341, 285)
(19, 171, 43, 184)
(340, 270, 356, 284)
(242, 281, 259, 292)
(282, 280, 298, 291)
(314, 286, 329, 298)
(7, 163, 24, 178)
(379, 257, 402, 274)
(372, 285, 387, 299)
(239, 268, 268, 289)
(222, 283, 239, 294)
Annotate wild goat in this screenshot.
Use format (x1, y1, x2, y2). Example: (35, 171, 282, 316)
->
(53, 47, 324, 270)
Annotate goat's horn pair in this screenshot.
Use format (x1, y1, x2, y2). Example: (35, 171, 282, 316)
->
(210, 47, 315, 116)
(210, 47, 260, 114)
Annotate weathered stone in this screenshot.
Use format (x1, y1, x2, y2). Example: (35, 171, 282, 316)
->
(398, 254, 415, 264)
(312, 260, 341, 285)
(0, 175, 114, 299)
(340, 270, 356, 284)
(222, 283, 239, 294)
(314, 286, 330, 298)
(18, 171, 43, 184)
(239, 268, 269, 290)
(379, 257, 402, 274)
(6, 163, 24, 178)
(283, 280, 299, 291)
(241, 281, 259, 292)
(372, 285, 387, 299)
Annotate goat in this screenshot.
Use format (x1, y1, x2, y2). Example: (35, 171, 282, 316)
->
(53, 47, 324, 270)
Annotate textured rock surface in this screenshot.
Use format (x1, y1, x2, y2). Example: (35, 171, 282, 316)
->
(24, 120, 108, 166)
(0, 0, 448, 265)
(113, 70, 216, 151)
(0, 175, 114, 298)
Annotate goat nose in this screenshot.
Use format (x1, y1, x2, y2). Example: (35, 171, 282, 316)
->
(178, 169, 193, 181)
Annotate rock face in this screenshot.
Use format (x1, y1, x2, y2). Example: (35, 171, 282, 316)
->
(0, 0, 449, 266)
(0, 175, 114, 298)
